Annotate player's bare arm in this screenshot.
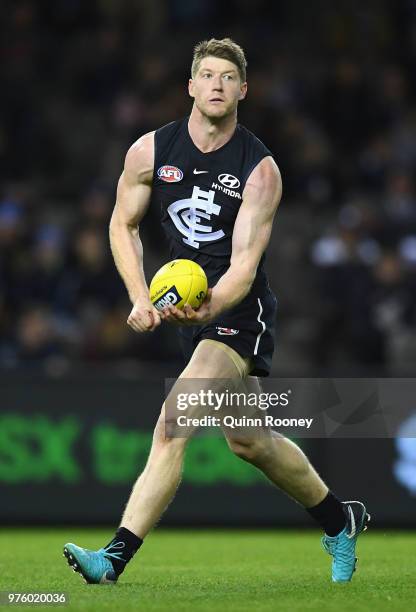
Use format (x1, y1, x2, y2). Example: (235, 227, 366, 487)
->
(164, 155, 282, 325)
(109, 132, 162, 333)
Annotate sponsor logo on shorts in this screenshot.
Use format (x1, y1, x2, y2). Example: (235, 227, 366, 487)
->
(158, 165, 183, 183)
(216, 326, 239, 335)
(153, 285, 182, 310)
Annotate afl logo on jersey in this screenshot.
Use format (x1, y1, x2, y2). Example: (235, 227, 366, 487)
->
(158, 165, 183, 183)
(218, 173, 240, 189)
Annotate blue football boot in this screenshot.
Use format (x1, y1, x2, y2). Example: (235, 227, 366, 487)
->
(322, 500, 371, 583)
(63, 542, 119, 584)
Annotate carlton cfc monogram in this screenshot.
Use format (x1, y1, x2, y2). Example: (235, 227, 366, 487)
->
(167, 186, 225, 249)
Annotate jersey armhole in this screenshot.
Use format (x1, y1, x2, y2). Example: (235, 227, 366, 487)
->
(241, 154, 272, 191)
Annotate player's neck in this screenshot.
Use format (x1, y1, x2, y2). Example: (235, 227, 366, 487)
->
(188, 107, 237, 153)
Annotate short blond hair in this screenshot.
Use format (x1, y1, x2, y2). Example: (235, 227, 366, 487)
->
(191, 38, 247, 82)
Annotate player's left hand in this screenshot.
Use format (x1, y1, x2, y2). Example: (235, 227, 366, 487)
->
(162, 289, 218, 326)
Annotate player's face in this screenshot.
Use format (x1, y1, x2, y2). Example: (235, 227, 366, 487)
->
(189, 57, 247, 120)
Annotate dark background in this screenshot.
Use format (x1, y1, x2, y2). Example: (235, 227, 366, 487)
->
(1, 0, 416, 525)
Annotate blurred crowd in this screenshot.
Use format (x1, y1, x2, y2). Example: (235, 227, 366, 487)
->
(1, 0, 416, 374)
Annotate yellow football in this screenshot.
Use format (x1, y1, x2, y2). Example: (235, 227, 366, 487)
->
(149, 259, 208, 311)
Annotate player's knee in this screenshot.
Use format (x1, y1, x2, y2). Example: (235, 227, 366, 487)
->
(227, 437, 270, 463)
(152, 425, 187, 458)
(152, 404, 189, 450)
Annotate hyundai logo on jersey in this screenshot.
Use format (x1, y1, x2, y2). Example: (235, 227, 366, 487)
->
(218, 173, 240, 189)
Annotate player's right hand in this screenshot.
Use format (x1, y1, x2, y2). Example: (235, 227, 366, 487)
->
(127, 297, 163, 333)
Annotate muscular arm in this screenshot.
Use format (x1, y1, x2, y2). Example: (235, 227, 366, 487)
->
(165, 156, 282, 324)
(211, 156, 282, 313)
(109, 132, 161, 332)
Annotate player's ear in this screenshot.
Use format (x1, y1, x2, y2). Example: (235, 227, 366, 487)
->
(188, 78, 195, 98)
(239, 82, 247, 101)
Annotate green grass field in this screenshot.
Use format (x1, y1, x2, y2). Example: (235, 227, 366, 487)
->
(0, 529, 414, 612)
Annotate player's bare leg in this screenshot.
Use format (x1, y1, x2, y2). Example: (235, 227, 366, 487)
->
(223, 377, 328, 507)
(237, 430, 328, 505)
(120, 340, 250, 538)
(64, 339, 250, 583)
(223, 375, 370, 582)
(119, 404, 186, 538)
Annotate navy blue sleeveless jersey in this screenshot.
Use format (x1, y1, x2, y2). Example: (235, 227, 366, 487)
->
(151, 116, 273, 297)
(151, 116, 277, 376)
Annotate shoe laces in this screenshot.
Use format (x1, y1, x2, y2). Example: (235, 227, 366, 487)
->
(322, 534, 353, 566)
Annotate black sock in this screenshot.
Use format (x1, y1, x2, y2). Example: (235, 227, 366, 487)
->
(103, 527, 143, 576)
(306, 491, 346, 536)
